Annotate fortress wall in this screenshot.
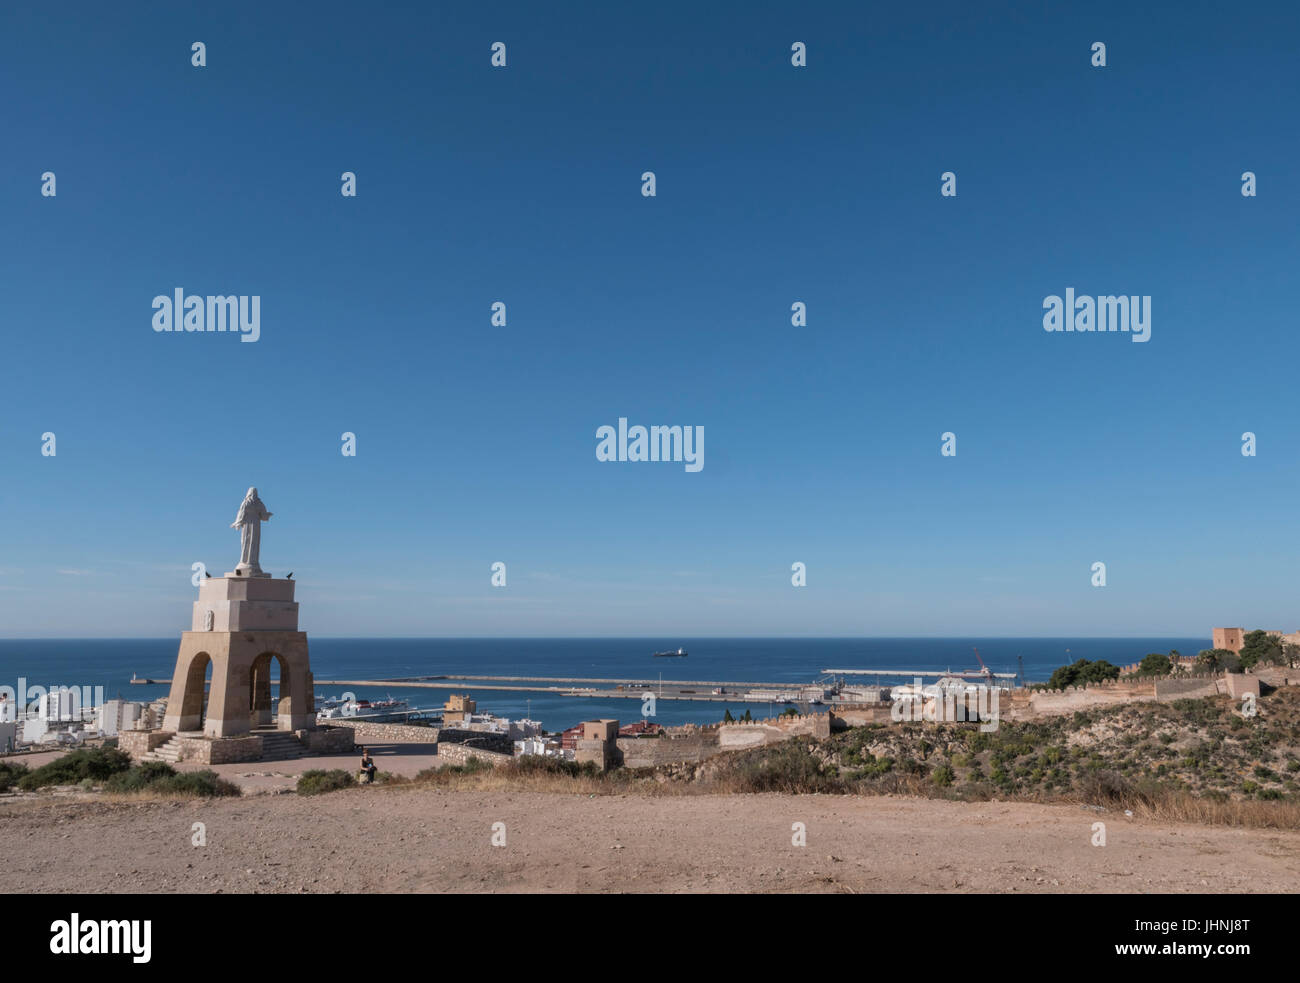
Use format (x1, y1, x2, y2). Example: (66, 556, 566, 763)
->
(617, 733, 719, 768)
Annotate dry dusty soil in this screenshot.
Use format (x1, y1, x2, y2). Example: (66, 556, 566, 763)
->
(2, 787, 1298, 893)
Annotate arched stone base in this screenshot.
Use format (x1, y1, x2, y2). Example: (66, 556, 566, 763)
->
(162, 631, 314, 737)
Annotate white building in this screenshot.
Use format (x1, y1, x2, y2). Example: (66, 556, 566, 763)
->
(95, 700, 142, 737)
(514, 737, 550, 756)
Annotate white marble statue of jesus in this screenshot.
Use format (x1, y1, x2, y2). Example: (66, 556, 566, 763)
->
(231, 487, 272, 576)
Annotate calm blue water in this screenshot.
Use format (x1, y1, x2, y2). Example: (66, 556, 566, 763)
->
(0, 637, 1208, 732)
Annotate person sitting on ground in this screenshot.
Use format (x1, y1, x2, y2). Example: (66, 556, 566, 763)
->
(359, 747, 377, 784)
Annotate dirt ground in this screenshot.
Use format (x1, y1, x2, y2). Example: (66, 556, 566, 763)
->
(3, 781, 1298, 893)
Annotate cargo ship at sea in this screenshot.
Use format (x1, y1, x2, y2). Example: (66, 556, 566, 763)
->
(652, 647, 688, 658)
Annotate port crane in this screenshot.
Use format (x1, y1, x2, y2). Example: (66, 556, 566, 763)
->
(971, 647, 995, 684)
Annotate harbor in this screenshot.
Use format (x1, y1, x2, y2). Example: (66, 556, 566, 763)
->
(128, 668, 1020, 706)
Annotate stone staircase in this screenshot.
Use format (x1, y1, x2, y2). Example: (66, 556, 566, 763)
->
(144, 735, 185, 763)
(253, 729, 308, 760)
(143, 728, 308, 763)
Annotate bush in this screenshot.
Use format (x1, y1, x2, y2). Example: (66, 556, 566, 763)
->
(509, 755, 583, 778)
(102, 762, 239, 797)
(297, 769, 356, 795)
(1196, 649, 1241, 672)
(1078, 769, 1131, 804)
(103, 761, 177, 793)
(1132, 653, 1173, 678)
(18, 748, 133, 790)
(714, 742, 848, 794)
(154, 770, 240, 797)
(0, 761, 29, 791)
(1047, 659, 1122, 689)
(1239, 630, 1283, 669)
(931, 765, 955, 787)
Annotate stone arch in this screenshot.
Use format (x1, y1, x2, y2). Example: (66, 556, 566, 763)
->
(249, 652, 279, 728)
(251, 650, 302, 730)
(172, 650, 212, 732)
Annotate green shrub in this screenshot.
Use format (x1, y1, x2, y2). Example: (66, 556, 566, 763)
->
(714, 742, 848, 794)
(103, 761, 177, 793)
(0, 761, 29, 791)
(18, 748, 133, 790)
(297, 769, 356, 795)
(1047, 659, 1121, 689)
(102, 762, 238, 797)
(1079, 769, 1131, 804)
(931, 765, 954, 787)
(154, 770, 239, 797)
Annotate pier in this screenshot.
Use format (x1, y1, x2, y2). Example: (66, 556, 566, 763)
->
(131, 672, 837, 703)
(129, 669, 1021, 703)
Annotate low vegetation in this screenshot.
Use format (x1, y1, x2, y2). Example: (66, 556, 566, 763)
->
(1045, 658, 1121, 689)
(296, 769, 356, 795)
(103, 761, 239, 797)
(7, 748, 237, 797)
(16, 747, 133, 790)
(0, 761, 29, 791)
(350, 687, 1300, 829)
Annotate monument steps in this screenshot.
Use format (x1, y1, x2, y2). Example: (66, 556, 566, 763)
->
(255, 729, 308, 760)
(144, 736, 185, 763)
(141, 730, 309, 763)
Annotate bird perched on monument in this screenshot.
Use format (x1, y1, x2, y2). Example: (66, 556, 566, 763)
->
(287, 572, 293, 579)
(205, 572, 211, 578)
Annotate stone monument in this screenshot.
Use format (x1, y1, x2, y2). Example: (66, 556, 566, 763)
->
(121, 489, 354, 764)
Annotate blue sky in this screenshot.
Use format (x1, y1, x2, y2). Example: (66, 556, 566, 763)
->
(1, 1, 1298, 637)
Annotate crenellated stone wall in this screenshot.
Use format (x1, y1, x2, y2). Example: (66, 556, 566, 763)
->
(616, 732, 718, 768)
(829, 704, 894, 728)
(717, 711, 830, 748)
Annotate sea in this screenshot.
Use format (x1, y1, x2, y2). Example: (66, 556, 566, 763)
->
(0, 637, 1209, 732)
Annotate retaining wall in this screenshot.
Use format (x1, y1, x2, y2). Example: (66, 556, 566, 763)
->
(435, 742, 512, 768)
(327, 719, 440, 744)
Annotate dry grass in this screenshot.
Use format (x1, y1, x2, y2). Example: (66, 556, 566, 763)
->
(358, 743, 1300, 830)
(1086, 787, 1300, 830)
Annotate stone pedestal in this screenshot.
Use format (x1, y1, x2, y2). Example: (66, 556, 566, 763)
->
(194, 575, 298, 632)
(162, 630, 314, 737)
(162, 575, 313, 738)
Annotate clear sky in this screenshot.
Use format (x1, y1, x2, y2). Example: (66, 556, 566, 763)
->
(2, 1, 1297, 638)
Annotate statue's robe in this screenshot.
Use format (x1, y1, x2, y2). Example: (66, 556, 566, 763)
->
(233, 498, 271, 568)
